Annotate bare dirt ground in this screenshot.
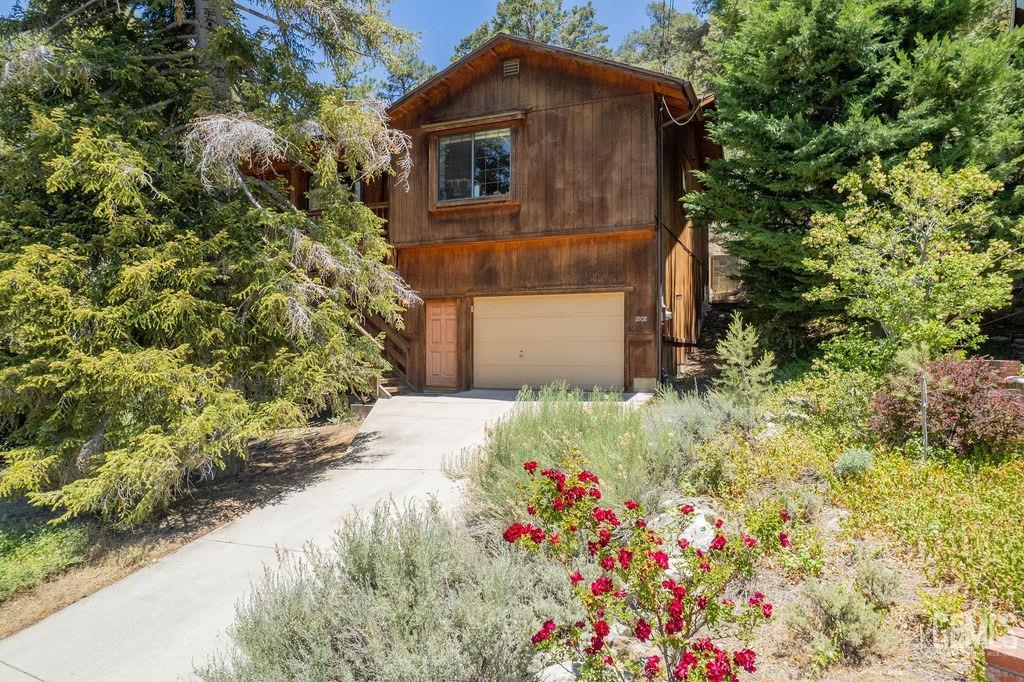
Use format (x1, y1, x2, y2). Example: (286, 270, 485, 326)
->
(672, 303, 744, 394)
(0, 418, 361, 639)
(743, 513, 975, 681)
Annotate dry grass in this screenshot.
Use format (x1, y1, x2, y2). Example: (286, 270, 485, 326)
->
(0, 419, 360, 639)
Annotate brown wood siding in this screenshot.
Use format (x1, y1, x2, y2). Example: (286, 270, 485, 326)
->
(660, 116, 711, 374)
(388, 49, 658, 246)
(395, 231, 658, 390)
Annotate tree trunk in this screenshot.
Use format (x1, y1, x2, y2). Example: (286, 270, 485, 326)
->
(919, 371, 930, 458)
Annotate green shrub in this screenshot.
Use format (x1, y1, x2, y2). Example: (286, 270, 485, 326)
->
(918, 589, 964, 634)
(780, 525, 826, 578)
(449, 384, 679, 524)
(787, 581, 889, 673)
(836, 454, 1024, 614)
(834, 447, 874, 479)
(199, 503, 573, 682)
(816, 326, 897, 376)
(645, 388, 730, 457)
(0, 507, 90, 600)
(854, 559, 899, 611)
(787, 366, 882, 445)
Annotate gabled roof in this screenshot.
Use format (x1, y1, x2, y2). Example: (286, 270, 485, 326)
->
(389, 32, 699, 119)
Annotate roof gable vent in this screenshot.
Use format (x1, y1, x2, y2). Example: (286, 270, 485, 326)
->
(502, 58, 520, 77)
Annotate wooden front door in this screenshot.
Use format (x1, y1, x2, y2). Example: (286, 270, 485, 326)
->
(426, 300, 457, 388)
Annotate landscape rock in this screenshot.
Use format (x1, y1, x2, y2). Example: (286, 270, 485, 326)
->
(758, 421, 783, 440)
(537, 661, 578, 682)
(1004, 376, 1024, 394)
(783, 410, 810, 422)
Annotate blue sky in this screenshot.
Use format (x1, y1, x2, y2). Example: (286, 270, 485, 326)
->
(392, 1, 695, 68)
(0, 0, 697, 77)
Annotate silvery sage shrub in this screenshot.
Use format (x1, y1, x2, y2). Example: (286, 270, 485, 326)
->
(200, 502, 571, 682)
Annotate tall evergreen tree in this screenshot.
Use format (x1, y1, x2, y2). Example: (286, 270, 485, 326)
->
(616, 1, 713, 92)
(380, 42, 436, 102)
(687, 0, 1024, 352)
(0, 0, 418, 525)
(452, 0, 611, 60)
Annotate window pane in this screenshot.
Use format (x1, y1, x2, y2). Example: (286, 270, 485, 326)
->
(438, 133, 473, 201)
(473, 128, 511, 198)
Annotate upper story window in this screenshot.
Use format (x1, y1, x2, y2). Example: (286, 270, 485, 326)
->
(437, 128, 511, 202)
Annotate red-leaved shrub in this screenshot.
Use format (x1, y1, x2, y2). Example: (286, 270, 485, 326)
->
(871, 356, 1024, 458)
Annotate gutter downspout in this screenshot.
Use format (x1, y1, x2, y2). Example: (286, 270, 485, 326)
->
(656, 84, 701, 386)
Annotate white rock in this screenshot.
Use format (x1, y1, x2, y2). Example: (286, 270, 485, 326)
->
(680, 513, 716, 551)
(537, 661, 578, 682)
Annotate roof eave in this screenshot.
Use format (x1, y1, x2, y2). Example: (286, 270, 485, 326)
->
(388, 32, 698, 119)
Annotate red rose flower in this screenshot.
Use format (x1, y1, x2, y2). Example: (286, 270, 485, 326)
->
(594, 619, 610, 638)
(618, 548, 633, 569)
(624, 499, 639, 510)
(733, 648, 757, 673)
(569, 571, 584, 585)
(680, 503, 695, 514)
(644, 655, 661, 679)
(634, 618, 652, 641)
(600, 555, 615, 571)
(709, 534, 727, 551)
(748, 592, 765, 606)
(648, 550, 669, 570)
(780, 508, 792, 522)
(591, 576, 613, 596)
(742, 533, 757, 548)
(762, 603, 773, 618)
(677, 538, 690, 550)
(530, 619, 556, 644)
(779, 532, 790, 548)
(529, 527, 546, 543)
(503, 523, 526, 543)
(714, 518, 724, 529)
(674, 650, 698, 678)
(523, 460, 538, 474)
(552, 497, 565, 511)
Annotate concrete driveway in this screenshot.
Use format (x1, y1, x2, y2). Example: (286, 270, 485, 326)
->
(0, 391, 520, 682)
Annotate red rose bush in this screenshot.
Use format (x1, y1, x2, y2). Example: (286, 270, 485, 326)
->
(504, 455, 794, 681)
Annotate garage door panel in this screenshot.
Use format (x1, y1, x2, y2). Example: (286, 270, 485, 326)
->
(473, 292, 625, 390)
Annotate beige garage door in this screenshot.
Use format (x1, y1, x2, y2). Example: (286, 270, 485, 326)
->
(473, 292, 625, 390)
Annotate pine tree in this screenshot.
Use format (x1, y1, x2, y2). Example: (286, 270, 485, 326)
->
(616, 1, 713, 93)
(452, 0, 611, 60)
(380, 43, 436, 102)
(0, 0, 418, 525)
(687, 0, 1024, 352)
(711, 312, 776, 432)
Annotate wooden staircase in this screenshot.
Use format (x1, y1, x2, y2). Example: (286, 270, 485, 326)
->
(378, 373, 415, 397)
(362, 312, 416, 398)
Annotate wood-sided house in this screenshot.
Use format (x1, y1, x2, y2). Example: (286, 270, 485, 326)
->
(295, 34, 722, 393)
